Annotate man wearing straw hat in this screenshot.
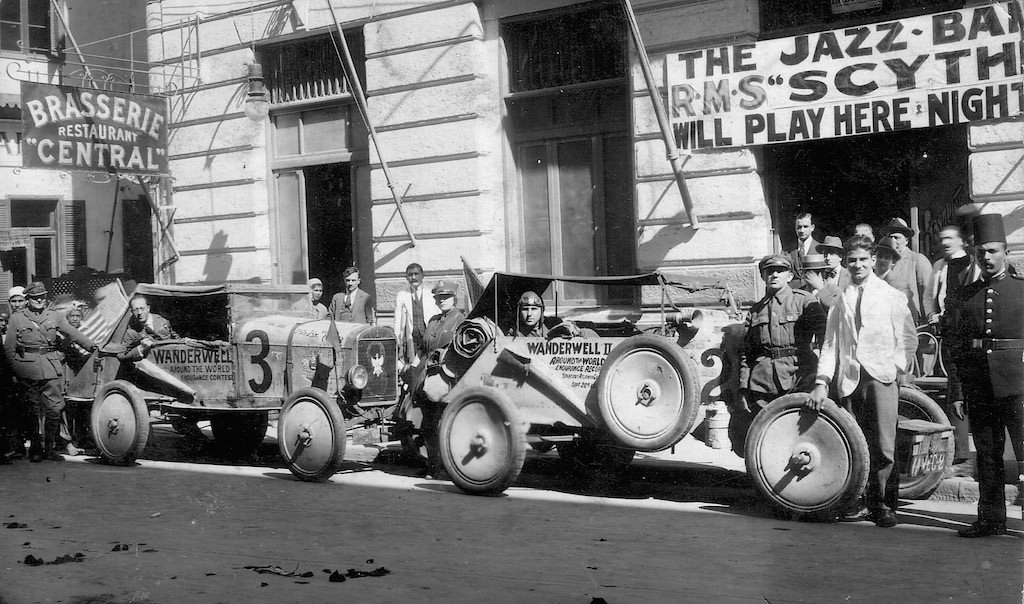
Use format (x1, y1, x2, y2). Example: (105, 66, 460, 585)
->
(947, 213, 1024, 537)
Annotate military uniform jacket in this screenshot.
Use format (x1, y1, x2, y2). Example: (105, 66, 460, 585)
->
(948, 271, 1024, 403)
(423, 308, 465, 353)
(741, 286, 825, 396)
(4, 308, 95, 380)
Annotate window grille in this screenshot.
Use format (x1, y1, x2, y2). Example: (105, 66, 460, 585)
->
(262, 32, 364, 105)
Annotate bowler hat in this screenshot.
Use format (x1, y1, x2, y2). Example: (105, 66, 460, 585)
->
(816, 236, 844, 254)
(7, 286, 24, 300)
(432, 280, 458, 297)
(884, 217, 914, 238)
(24, 282, 47, 298)
(874, 237, 899, 258)
(973, 213, 1006, 245)
(758, 254, 792, 273)
(800, 254, 829, 271)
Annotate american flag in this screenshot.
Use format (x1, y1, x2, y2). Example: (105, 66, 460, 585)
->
(78, 280, 128, 346)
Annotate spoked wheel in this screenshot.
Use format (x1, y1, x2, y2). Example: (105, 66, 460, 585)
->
(438, 386, 526, 495)
(277, 388, 346, 482)
(211, 413, 269, 458)
(596, 335, 701, 452)
(90, 380, 150, 466)
(897, 387, 954, 500)
(397, 394, 428, 466)
(745, 394, 869, 520)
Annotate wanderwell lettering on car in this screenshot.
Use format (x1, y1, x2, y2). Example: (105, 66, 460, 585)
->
(665, 2, 1024, 148)
(20, 82, 169, 174)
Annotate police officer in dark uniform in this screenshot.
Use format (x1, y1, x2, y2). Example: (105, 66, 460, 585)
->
(948, 214, 1024, 537)
(419, 280, 466, 479)
(736, 254, 826, 454)
(3, 282, 95, 462)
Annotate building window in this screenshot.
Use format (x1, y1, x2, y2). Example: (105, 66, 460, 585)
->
(0, 0, 54, 55)
(262, 32, 364, 105)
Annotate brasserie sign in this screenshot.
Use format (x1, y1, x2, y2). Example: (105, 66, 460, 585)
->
(20, 82, 169, 175)
(666, 2, 1024, 149)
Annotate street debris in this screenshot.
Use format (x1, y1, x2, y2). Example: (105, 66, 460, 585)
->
(149, 512, 162, 518)
(22, 553, 85, 566)
(5, 522, 28, 529)
(243, 564, 314, 578)
(111, 543, 131, 552)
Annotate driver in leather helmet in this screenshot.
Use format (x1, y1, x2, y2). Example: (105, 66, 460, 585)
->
(507, 291, 580, 339)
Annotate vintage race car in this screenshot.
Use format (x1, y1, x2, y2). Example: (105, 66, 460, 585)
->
(67, 283, 400, 481)
(413, 270, 953, 517)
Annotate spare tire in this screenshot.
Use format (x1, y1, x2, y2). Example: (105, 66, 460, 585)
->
(595, 335, 701, 451)
(897, 387, 954, 500)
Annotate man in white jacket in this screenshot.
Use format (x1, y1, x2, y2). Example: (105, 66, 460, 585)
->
(394, 263, 439, 370)
(807, 235, 917, 528)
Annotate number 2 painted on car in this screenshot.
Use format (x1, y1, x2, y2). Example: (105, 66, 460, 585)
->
(246, 329, 272, 393)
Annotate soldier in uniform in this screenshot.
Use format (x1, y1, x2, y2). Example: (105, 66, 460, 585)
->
(419, 280, 466, 479)
(3, 282, 95, 462)
(0, 311, 12, 462)
(947, 213, 1024, 537)
(508, 291, 581, 339)
(735, 255, 825, 454)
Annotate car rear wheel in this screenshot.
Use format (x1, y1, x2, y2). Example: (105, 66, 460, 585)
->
(596, 335, 701, 452)
(91, 380, 150, 466)
(211, 413, 269, 458)
(745, 394, 869, 520)
(439, 387, 526, 495)
(897, 387, 954, 500)
(278, 388, 347, 482)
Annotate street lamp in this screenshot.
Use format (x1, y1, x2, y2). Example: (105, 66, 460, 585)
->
(243, 61, 270, 122)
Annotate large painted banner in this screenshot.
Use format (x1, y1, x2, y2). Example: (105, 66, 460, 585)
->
(20, 83, 169, 175)
(666, 2, 1024, 149)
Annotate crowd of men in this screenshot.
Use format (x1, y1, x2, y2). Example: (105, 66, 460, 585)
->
(744, 211, 1022, 536)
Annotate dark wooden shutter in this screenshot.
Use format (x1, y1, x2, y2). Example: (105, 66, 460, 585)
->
(62, 198, 86, 270)
(0, 198, 12, 300)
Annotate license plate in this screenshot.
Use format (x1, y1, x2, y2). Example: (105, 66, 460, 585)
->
(907, 433, 949, 477)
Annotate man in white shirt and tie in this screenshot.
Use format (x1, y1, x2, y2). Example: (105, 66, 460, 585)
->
(394, 263, 439, 370)
(807, 235, 917, 528)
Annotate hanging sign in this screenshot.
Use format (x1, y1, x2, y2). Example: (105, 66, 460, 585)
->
(666, 2, 1024, 149)
(20, 82, 169, 174)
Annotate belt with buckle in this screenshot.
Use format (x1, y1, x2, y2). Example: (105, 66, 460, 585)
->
(970, 338, 1024, 350)
(19, 346, 56, 354)
(764, 346, 799, 359)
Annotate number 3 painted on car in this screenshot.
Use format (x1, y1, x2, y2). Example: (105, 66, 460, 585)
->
(246, 329, 272, 393)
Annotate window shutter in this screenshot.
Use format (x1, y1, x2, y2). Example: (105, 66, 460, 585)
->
(0, 198, 12, 296)
(63, 198, 86, 270)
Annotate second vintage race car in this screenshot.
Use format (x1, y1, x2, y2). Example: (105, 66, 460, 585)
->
(409, 270, 954, 518)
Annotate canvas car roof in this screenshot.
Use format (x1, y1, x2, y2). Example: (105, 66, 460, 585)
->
(466, 271, 663, 322)
(133, 283, 309, 298)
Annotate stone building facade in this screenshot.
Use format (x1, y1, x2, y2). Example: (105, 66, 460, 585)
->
(144, 0, 1023, 313)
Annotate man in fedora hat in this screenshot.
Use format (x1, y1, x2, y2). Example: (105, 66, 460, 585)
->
(882, 217, 935, 325)
(800, 253, 841, 310)
(736, 254, 825, 454)
(816, 236, 845, 282)
(3, 282, 95, 462)
(947, 213, 1024, 537)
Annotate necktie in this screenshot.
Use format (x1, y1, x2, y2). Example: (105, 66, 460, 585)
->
(854, 285, 864, 332)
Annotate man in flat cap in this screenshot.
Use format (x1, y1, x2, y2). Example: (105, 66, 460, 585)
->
(947, 213, 1024, 537)
(807, 236, 917, 527)
(882, 217, 935, 325)
(737, 255, 825, 453)
(306, 278, 329, 320)
(4, 282, 95, 462)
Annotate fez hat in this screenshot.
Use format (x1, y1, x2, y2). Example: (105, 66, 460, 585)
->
(884, 217, 914, 238)
(800, 254, 829, 271)
(874, 237, 899, 257)
(816, 236, 844, 254)
(24, 282, 48, 297)
(758, 254, 792, 273)
(973, 213, 1006, 245)
(518, 291, 543, 307)
(432, 280, 458, 297)
(7, 286, 25, 300)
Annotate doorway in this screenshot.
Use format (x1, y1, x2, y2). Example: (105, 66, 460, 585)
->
(303, 163, 353, 297)
(763, 124, 969, 257)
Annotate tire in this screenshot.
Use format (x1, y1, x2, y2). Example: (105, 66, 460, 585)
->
(277, 388, 347, 482)
(745, 394, 869, 519)
(596, 335, 701, 452)
(397, 394, 428, 466)
(91, 380, 150, 466)
(438, 386, 526, 495)
(897, 387, 954, 500)
(210, 413, 269, 457)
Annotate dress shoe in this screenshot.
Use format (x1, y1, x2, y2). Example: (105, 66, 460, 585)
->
(874, 509, 898, 528)
(840, 506, 875, 522)
(45, 451, 64, 462)
(957, 522, 1007, 538)
(29, 452, 43, 463)
(1014, 482, 1024, 508)
(951, 460, 976, 478)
